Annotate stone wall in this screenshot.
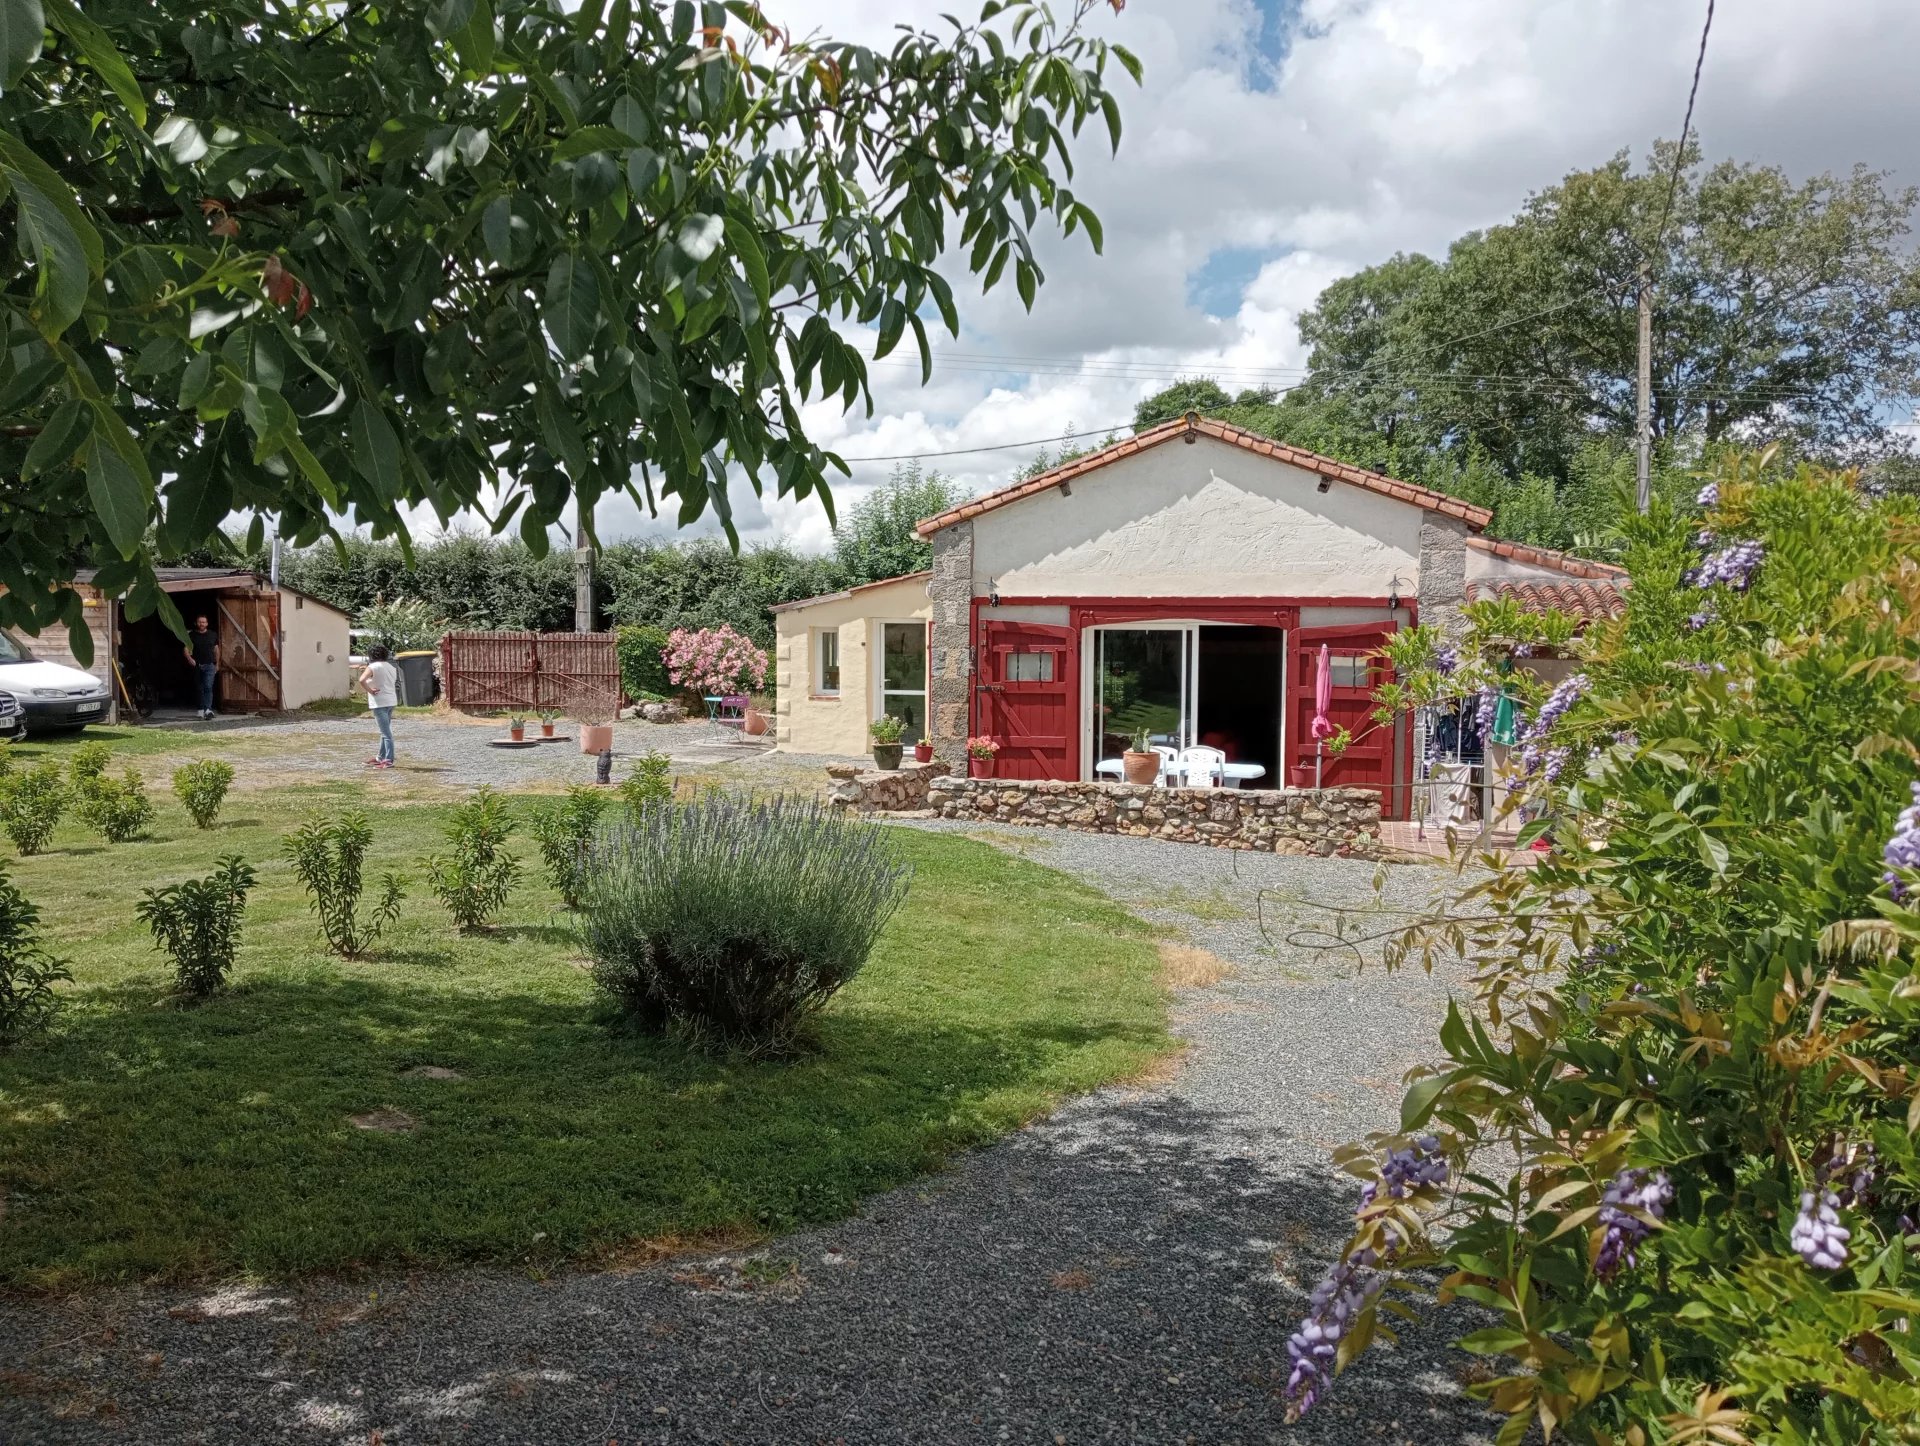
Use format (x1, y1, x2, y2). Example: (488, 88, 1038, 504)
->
(1418, 512, 1473, 640)
(826, 760, 949, 815)
(926, 519, 974, 765)
(923, 777, 1385, 856)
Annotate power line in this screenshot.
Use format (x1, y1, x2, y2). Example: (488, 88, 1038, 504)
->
(1654, 0, 1716, 251)
(837, 422, 1131, 464)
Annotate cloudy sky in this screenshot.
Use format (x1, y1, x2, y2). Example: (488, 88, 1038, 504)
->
(580, 0, 1920, 554)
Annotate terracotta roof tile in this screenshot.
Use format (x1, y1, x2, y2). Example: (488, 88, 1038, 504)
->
(913, 414, 1495, 537)
(1465, 536, 1628, 580)
(1468, 579, 1626, 622)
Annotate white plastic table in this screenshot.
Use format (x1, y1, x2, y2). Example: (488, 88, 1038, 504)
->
(1094, 759, 1267, 786)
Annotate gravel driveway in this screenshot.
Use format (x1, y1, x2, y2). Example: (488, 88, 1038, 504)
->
(0, 828, 1495, 1445)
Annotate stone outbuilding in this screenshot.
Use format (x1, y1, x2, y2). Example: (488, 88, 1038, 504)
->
(775, 414, 1625, 819)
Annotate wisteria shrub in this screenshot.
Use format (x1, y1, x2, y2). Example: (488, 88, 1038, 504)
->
(661, 624, 768, 699)
(578, 795, 912, 1055)
(1287, 451, 1920, 1442)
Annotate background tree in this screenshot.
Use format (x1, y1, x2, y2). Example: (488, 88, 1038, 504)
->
(830, 461, 965, 586)
(0, 0, 1138, 657)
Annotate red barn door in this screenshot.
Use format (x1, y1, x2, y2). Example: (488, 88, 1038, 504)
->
(975, 620, 1078, 780)
(1289, 622, 1402, 816)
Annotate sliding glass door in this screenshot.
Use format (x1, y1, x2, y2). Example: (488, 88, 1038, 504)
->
(1093, 626, 1196, 763)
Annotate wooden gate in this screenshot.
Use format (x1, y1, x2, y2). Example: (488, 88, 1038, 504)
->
(1289, 622, 1403, 817)
(974, 620, 1078, 780)
(216, 592, 281, 711)
(440, 631, 620, 713)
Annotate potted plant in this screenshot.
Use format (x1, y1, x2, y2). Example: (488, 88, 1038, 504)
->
(1121, 727, 1159, 786)
(912, 737, 935, 764)
(538, 707, 560, 739)
(965, 735, 1000, 779)
(507, 713, 527, 742)
(742, 696, 772, 737)
(868, 715, 905, 770)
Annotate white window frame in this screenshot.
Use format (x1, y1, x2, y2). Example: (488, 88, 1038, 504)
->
(813, 627, 841, 697)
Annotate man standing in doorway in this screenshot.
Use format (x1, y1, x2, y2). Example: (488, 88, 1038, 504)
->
(184, 614, 220, 720)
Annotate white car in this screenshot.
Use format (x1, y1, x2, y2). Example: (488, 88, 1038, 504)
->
(0, 632, 112, 733)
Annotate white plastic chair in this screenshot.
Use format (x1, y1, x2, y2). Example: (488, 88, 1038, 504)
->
(1152, 744, 1180, 785)
(1176, 745, 1225, 788)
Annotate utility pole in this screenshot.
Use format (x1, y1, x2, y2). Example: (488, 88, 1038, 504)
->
(573, 497, 596, 633)
(1635, 258, 1653, 512)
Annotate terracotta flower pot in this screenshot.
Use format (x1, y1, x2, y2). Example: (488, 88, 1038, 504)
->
(743, 707, 770, 737)
(1288, 763, 1316, 789)
(578, 722, 614, 754)
(1121, 750, 1160, 785)
(509, 725, 525, 742)
(872, 743, 903, 771)
(912, 741, 934, 763)
(540, 722, 555, 738)
(968, 756, 993, 779)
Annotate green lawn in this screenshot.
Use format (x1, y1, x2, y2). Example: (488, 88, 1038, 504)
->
(0, 782, 1168, 1289)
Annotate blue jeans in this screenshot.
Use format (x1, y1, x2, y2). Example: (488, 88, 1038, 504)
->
(372, 706, 395, 763)
(197, 664, 218, 714)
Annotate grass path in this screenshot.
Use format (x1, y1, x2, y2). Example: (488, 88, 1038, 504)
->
(0, 781, 1170, 1290)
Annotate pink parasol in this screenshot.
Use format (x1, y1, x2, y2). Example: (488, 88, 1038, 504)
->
(1310, 643, 1335, 787)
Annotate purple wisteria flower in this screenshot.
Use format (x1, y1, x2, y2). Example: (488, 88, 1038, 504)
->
(1475, 686, 1500, 736)
(1693, 529, 1717, 549)
(1527, 673, 1589, 741)
(1696, 480, 1719, 507)
(1822, 1141, 1877, 1209)
(1884, 782, 1920, 900)
(1791, 1189, 1851, 1271)
(1542, 747, 1573, 782)
(1685, 608, 1715, 632)
(1433, 645, 1460, 677)
(1284, 1248, 1383, 1420)
(1611, 730, 1639, 751)
(1594, 1167, 1673, 1279)
(1691, 540, 1764, 591)
(1361, 1134, 1450, 1207)
(1511, 643, 1534, 659)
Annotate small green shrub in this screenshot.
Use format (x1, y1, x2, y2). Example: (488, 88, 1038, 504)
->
(357, 596, 446, 653)
(0, 762, 67, 855)
(615, 624, 671, 700)
(67, 741, 112, 794)
(76, 769, 154, 842)
(135, 855, 258, 998)
(172, 759, 235, 829)
(579, 795, 912, 1054)
(283, 810, 405, 957)
(528, 784, 609, 909)
(867, 715, 905, 745)
(0, 863, 70, 1045)
(617, 751, 674, 822)
(424, 787, 520, 932)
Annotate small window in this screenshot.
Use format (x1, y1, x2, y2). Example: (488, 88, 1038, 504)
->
(1005, 650, 1054, 682)
(1330, 656, 1369, 689)
(816, 630, 841, 694)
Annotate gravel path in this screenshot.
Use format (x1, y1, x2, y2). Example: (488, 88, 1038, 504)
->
(0, 826, 1494, 1445)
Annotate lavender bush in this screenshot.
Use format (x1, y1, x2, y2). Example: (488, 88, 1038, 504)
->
(1288, 451, 1920, 1441)
(578, 795, 912, 1055)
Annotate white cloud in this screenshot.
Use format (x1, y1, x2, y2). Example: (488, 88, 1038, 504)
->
(571, 0, 1920, 553)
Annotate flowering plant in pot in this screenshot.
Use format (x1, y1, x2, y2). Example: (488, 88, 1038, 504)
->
(867, 714, 906, 770)
(1121, 727, 1159, 785)
(912, 738, 935, 763)
(964, 735, 999, 778)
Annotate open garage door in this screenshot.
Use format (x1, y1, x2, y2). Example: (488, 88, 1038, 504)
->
(216, 592, 281, 711)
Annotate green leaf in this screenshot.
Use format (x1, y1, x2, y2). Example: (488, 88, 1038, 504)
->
(543, 253, 600, 362)
(83, 421, 151, 557)
(553, 125, 631, 160)
(723, 211, 770, 312)
(534, 382, 589, 481)
(159, 451, 233, 557)
(452, 0, 494, 75)
(482, 194, 514, 264)
(350, 399, 404, 500)
(1400, 1071, 1450, 1132)
(20, 397, 86, 478)
(0, 0, 44, 91)
(610, 92, 647, 142)
(44, 0, 144, 124)
(0, 126, 103, 338)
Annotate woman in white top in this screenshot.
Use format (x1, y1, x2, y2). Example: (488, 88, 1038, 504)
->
(358, 645, 400, 769)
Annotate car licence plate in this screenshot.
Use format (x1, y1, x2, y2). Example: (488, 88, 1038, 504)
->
(76, 700, 103, 713)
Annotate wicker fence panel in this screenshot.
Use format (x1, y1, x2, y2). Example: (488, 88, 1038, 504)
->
(440, 631, 620, 714)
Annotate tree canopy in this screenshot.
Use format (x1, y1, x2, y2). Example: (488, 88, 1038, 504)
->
(830, 461, 964, 587)
(0, 0, 1137, 657)
(1133, 145, 1920, 551)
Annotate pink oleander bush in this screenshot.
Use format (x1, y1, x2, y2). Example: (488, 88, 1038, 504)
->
(1286, 449, 1920, 1443)
(663, 625, 768, 698)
